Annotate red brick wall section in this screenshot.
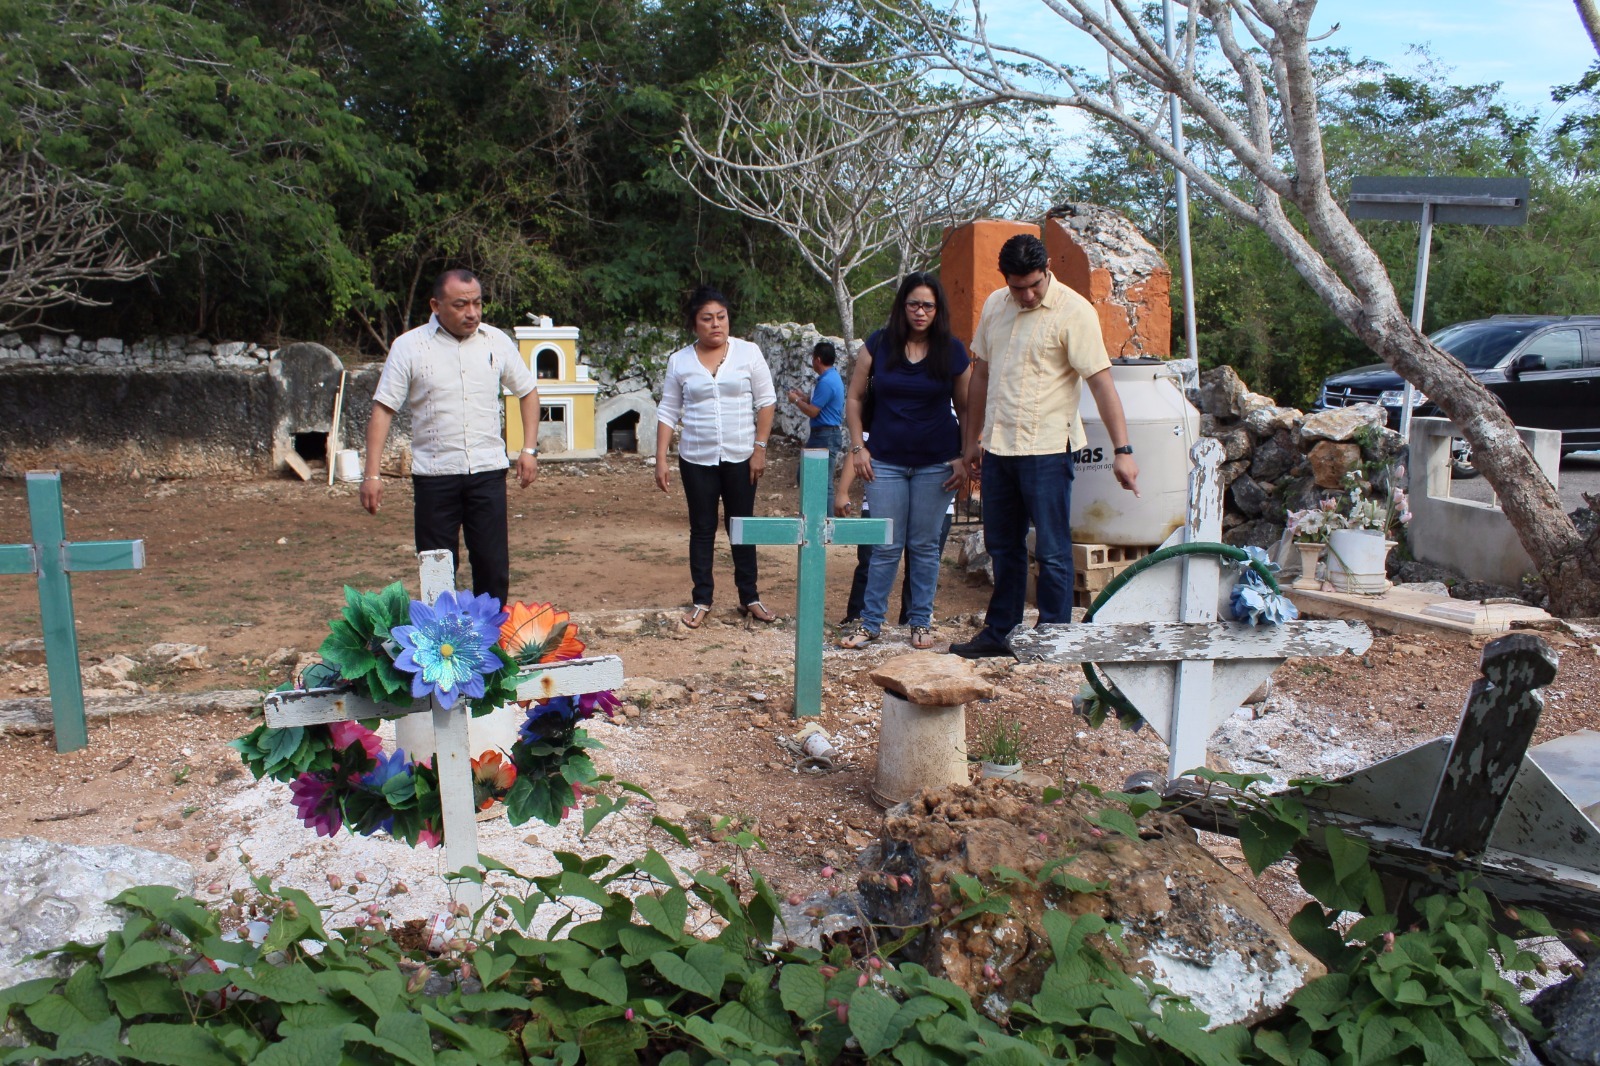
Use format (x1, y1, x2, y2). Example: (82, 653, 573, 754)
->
(1043, 207, 1172, 358)
(941, 218, 1040, 349)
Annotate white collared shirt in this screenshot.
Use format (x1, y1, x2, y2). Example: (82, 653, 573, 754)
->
(373, 314, 537, 476)
(656, 338, 777, 465)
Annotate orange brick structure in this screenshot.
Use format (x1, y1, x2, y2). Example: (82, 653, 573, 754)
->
(941, 218, 1038, 349)
(1043, 205, 1172, 358)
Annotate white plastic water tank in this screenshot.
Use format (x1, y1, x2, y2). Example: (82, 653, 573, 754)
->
(1071, 358, 1199, 546)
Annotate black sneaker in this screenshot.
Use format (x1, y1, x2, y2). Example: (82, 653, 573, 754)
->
(947, 633, 1013, 659)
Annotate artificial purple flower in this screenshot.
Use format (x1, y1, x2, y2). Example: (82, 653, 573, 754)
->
(578, 690, 620, 719)
(390, 590, 507, 708)
(289, 773, 342, 837)
(328, 721, 383, 761)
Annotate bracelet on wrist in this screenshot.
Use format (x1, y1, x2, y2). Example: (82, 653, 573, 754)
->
(363, 476, 382, 483)
(753, 440, 767, 449)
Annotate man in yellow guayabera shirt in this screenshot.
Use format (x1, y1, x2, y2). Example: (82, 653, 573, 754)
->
(950, 235, 1141, 659)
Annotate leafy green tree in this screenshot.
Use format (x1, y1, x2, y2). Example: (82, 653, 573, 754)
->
(0, 0, 418, 338)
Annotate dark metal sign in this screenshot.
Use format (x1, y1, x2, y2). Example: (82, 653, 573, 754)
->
(1349, 176, 1529, 226)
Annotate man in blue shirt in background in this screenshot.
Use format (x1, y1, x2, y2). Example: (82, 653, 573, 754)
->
(786, 341, 846, 512)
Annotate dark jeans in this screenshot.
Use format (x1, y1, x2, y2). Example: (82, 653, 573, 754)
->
(979, 451, 1075, 643)
(800, 425, 844, 513)
(680, 457, 759, 607)
(412, 469, 511, 605)
(844, 511, 953, 624)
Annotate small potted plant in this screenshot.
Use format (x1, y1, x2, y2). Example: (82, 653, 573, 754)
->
(973, 718, 1029, 780)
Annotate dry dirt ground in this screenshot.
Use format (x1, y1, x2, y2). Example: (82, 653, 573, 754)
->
(2, 448, 1599, 925)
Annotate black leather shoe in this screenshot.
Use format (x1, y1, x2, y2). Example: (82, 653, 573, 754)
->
(947, 633, 1013, 659)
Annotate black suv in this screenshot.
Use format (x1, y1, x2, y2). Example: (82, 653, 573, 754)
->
(1317, 316, 1600, 461)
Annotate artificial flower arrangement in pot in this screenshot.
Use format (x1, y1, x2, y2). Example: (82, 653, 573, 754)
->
(1324, 463, 1413, 594)
(1286, 461, 1411, 594)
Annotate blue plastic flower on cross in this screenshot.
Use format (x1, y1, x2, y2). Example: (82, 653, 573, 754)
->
(1230, 546, 1299, 626)
(390, 590, 508, 708)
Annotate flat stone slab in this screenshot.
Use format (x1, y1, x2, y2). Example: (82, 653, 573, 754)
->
(0, 836, 194, 988)
(1287, 586, 1550, 640)
(869, 652, 994, 706)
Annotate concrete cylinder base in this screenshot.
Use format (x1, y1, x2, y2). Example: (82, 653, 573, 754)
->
(871, 691, 969, 808)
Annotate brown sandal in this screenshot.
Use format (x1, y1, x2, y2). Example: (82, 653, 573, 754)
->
(739, 600, 778, 623)
(681, 604, 711, 629)
(910, 625, 935, 650)
(837, 623, 879, 649)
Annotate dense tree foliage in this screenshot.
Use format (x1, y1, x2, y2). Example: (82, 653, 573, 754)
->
(0, 0, 837, 349)
(5, 0, 1598, 385)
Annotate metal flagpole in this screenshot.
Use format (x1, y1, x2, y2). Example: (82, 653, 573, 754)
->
(1164, 0, 1198, 364)
(1399, 203, 1435, 441)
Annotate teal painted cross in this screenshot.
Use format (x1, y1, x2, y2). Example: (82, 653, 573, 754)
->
(0, 471, 145, 752)
(730, 448, 891, 717)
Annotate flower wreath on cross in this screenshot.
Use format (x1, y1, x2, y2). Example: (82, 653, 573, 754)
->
(231, 585, 617, 847)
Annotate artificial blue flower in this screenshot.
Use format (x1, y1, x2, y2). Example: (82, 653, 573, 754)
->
(1230, 555, 1299, 625)
(390, 590, 508, 708)
(356, 747, 413, 835)
(361, 747, 412, 790)
(518, 695, 581, 744)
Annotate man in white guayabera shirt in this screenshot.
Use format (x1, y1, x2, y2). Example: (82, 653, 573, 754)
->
(361, 268, 540, 605)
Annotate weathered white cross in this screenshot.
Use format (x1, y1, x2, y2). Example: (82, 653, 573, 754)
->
(1009, 438, 1372, 781)
(262, 550, 624, 908)
(0, 471, 146, 753)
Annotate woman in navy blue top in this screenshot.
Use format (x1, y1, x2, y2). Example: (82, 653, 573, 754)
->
(839, 272, 971, 649)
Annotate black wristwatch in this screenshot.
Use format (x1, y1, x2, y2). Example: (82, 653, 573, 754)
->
(1113, 445, 1134, 455)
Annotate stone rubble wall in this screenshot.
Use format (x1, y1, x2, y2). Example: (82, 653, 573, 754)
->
(1192, 364, 1400, 551)
(0, 330, 273, 371)
(0, 323, 852, 477)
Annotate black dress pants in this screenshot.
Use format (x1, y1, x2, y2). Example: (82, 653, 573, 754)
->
(679, 457, 759, 607)
(412, 470, 510, 605)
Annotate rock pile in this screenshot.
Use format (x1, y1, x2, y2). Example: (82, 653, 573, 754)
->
(858, 778, 1324, 1027)
(1194, 365, 1401, 550)
(0, 332, 272, 370)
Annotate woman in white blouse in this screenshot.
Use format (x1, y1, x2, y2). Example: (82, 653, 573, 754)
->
(655, 286, 778, 628)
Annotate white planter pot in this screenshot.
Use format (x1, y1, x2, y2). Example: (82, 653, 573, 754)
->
(1325, 529, 1394, 594)
(1292, 542, 1326, 591)
(980, 761, 1024, 780)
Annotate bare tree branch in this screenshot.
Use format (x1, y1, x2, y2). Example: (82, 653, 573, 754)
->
(1576, 0, 1600, 57)
(0, 150, 152, 331)
(674, 59, 1051, 349)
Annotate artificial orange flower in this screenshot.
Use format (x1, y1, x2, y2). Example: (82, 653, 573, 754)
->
(499, 601, 586, 665)
(470, 750, 517, 811)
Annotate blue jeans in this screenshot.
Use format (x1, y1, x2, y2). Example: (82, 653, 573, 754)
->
(801, 425, 844, 512)
(861, 461, 956, 630)
(980, 451, 1075, 643)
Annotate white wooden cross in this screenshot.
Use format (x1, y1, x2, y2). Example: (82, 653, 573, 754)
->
(1010, 439, 1372, 781)
(262, 550, 624, 909)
